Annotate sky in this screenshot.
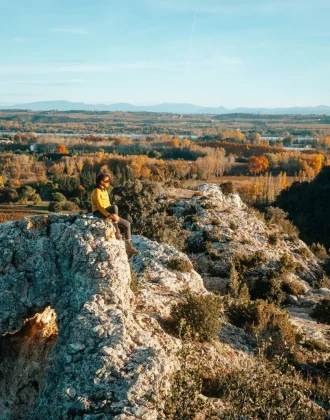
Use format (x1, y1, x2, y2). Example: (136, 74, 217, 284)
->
(1, 0, 330, 108)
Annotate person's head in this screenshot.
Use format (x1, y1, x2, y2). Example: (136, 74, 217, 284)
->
(96, 173, 111, 189)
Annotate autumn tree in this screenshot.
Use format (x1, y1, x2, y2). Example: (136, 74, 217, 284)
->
(248, 156, 269, 174)
(55, 144, 69, 154)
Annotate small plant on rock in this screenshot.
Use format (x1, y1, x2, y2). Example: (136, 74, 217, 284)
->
(311, 297, 330, 325)
(229, 222, 238, 231)
(311, 242, 328, 259)
(226, 299, 298, 359)
(250, 271, 285, 305)
(167, 257, 193, 273)
(171, 293, 223, 342)
(278, 254, 298, 274)
(281, 276, 306, 296)
(268, 232, 279, 245)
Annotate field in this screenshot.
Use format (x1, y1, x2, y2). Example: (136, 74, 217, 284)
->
(1, 110, 330, 137)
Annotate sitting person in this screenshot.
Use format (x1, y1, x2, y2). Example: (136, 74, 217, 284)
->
(91, 173, 139, 255)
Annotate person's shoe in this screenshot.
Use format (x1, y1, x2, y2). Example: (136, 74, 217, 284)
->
(125, 240, 139, 255)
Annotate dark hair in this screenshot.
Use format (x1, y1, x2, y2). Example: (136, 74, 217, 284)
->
(96, 173, 111, 187)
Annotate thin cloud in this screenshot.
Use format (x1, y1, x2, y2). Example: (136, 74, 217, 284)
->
(144, 0, 330, 15)
(0, 58, 242, 75)
(50, 28, 91, 35)
(9, 79, 92, 86)
(12, 37, 26, 43)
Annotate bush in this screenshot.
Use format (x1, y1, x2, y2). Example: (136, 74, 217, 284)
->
(232, 250, 266, 279)
(204, 227, 222, 242)
(268, 232, 279, 245)
(130, 265, 139, 292)
(48, 201, 64, 212)
(278, 254, 298, 274)
(229, 222, 238, 231)
(167, 257, 193, 273)
(282, 277, 306, 296)
(311, 298, 330, 325)
(220, 181, 234, 195)
(265, 206, 299, 237)
(52, 192, 66, 202)
(32, 193, 41, 205)
(226, 299, 298, 358)
(311, 243, 328, 259)
(62, 200, 79, 211)
(163, 341, 209, 419)
(140, 212, 190, 251)
(303, 338, 330, 352)
(250, 272, 285, 305)
(171, 293, 223, 342)
(202, 359, 327, 420)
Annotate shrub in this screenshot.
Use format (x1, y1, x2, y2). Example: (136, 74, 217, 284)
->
(226, 299, 298, 358)
(202, 359, 327, 420)
(32, 193, 41, 205)
(268, 232, 279, 245)
(140, 212, 190, 251)
(311, 298, 330, 325)
(265, 206, 299, 237)
(167, 257, 193, 273)
(278, 254, 298, 274)
(220, 181, 234, 195)
(250, 272, 285, 305)
(62, 200, 79, 211)
(282, 277, 306, 296)
(52, 192, 66, 202)
(210, 219, 221, 226)
(303, 338, 330, 352)
(204, 227, 222, 242)
(130, 265, 139, 292)
(171, 293, 223, 342)
(312, 273, 330, 289)
(48, 201, 64, 212)
(163, 340, 209, 419)
(311, 243, 328, 259)
(232, 250, 266, 279)
(229, 222, 238, 231)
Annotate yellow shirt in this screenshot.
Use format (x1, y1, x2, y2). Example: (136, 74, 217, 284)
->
(91, 187, 111, 217)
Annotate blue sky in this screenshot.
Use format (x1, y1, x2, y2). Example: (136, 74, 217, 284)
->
(1, 0, 330, 107)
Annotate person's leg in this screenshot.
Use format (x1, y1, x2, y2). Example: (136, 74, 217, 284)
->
(118, 217, 139, 255)
(106, 205, 118, 215)
(106, 205, 121, 239)
(118, 217, 131, 241)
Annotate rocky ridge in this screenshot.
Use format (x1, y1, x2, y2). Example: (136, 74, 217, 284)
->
(0, 183, 329, 419)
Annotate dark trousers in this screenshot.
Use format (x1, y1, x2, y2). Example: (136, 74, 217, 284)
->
(93, 205, 131, 241)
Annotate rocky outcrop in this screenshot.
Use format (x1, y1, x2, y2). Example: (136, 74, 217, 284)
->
(173, 184, 323, 291)
(1, 214, 196, 419)
(1, 184, 329, 419)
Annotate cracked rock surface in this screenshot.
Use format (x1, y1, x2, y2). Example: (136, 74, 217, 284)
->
(0, 214, 185, 419)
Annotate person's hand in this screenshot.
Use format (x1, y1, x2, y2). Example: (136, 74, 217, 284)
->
(109, 214, 120, 223)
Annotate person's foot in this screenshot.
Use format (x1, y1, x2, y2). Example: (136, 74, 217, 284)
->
(125, 240, 139, 255)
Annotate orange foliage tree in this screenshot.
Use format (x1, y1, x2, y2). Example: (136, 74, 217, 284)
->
(248, 156, 269, 174)
(55, 144, 69, 154)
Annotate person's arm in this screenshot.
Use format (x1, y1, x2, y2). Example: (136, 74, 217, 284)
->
(94, 189, 111, 217)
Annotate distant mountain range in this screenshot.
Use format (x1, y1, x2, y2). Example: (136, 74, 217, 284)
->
(1, 100, 330, 115)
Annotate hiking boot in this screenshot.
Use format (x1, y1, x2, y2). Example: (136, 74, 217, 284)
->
(125, 240, 139, 255)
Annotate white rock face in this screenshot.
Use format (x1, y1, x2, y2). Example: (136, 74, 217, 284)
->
(1, 185, 329, 419)
(173, 183, 323, 291)
(0, 214, 185, 419)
